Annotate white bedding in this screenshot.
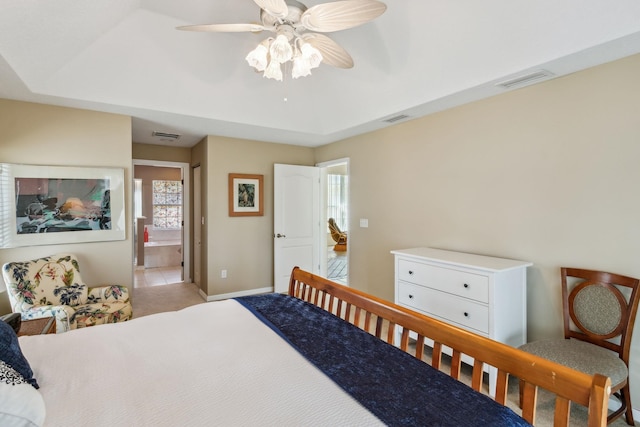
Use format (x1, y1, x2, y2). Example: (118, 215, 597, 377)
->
(19, 300, 384, 427)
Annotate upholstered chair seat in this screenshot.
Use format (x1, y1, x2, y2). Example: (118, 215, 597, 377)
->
(2, 254, 132, 333)
(520, 339, 628, 388)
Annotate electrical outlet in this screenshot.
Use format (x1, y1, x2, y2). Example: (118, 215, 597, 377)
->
(221, 269, 227, 279)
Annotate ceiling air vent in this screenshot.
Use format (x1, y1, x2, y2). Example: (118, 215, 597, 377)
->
(383, 114, 410, 124)
(152, 131, 181, 141)
(495, 70, 555, 89)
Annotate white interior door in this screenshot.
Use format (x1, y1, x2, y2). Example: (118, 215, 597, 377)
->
(273, 164, 320, 293)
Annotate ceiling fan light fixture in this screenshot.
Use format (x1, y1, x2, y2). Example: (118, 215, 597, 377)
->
(245, 39, 270, 71)
(270, 34, 293, 63)
(299, 42, 322, 68)
(292, 57, 312, 79)
(292, 41, 323, 79)
(264, 59, 284, 81)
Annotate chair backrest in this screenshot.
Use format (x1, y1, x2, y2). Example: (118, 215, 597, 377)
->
(562, 267, 640, 364)
(2, 254, 88, 313)
(328, 218, 342, 234)
(328, 218, 346, 243)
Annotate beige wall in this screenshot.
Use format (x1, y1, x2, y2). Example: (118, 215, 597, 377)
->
(315, 53, 640, 407)
(0, 100, 133, 312)
(132, 143, 191, 163)
(205, 136, 314, 296)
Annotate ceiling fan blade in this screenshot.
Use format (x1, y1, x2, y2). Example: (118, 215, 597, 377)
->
(254, 0, 289, 19)
(300, 0, 386, 32)
(177, 23, 267, 33)
(301, 33, 354, 69)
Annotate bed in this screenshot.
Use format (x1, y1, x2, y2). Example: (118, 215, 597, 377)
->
(4, 267, 609, 426)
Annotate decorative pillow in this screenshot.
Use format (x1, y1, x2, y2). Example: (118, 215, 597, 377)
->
(0, 361, 46, 427)
(0, 319, 38, 388)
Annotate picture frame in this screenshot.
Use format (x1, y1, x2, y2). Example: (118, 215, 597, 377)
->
(228, 173, 263, 217)
(0, 163, 126, 248)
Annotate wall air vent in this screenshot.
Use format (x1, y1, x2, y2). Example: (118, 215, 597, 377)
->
(383, 114, 410, 124)
(152, 131, 181, 141)
(495, 70, 555, 89)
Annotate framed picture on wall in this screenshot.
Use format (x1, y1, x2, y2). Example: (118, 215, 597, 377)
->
(0, 163, 126, 248)
(228, 173, 263, 217)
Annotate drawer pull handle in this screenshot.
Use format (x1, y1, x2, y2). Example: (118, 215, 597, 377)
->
(463, 283, 469, 288)
(408, 294, 414, 299)
(464, 312, 469, 317)
(408, 270, 414, 275)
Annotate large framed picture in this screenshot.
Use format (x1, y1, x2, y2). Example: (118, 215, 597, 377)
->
(228, 173, 263, 217)
(0, 163, 126, 248)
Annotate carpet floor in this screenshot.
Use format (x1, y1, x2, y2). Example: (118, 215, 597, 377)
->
(132, 282, 204, 318)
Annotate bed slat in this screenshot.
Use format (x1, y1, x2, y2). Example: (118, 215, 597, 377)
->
(471, 360, 484, 392)
(450, 350, 462, 380)
(554, 396, 571, 426)
(415, 335, 425, 360)
(495, 370, 509, 405)
(431, 341, 441, 369)
(521, 381, 538, 423)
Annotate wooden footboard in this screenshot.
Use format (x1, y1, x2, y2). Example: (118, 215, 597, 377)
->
(288, 267, 610, 427)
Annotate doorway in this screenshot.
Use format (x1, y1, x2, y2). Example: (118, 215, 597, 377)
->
(318, 159, 349, 285)
(272, 159, 349, 291)
(132, 160, 191, 288)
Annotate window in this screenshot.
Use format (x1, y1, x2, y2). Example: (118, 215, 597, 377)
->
(327, 174, 348, 231)
(152, 180, 182, 229)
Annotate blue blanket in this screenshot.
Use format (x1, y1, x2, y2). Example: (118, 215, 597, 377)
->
(236, 293, 531, 427)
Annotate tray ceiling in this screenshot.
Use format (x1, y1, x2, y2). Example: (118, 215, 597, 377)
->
(1, 0, 640, 147)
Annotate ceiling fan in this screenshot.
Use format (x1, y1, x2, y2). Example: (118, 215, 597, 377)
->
(177, 0, 387, 81)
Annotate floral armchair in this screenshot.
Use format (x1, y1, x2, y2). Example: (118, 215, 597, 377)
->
(2, 254, 132, 333)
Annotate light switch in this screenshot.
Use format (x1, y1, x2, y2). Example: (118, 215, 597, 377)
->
(360, 218, 369, 228)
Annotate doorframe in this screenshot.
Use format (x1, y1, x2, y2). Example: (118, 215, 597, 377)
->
(132, 159, 191, 283)
(192, 165, 201, 288)
(316, 157, 350, 284)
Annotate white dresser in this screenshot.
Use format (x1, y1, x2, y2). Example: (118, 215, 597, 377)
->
(391, 247, 532, 395)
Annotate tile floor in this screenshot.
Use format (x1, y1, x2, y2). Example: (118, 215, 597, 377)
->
(134, 266, 183, 288)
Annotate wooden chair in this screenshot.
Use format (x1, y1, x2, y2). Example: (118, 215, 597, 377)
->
(520, 267, 640, 425)
(328, 218, 347, 251)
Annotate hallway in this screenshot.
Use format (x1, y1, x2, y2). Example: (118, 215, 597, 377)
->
(134, 266, 183, 288)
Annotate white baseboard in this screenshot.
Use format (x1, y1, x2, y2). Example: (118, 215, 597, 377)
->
(200, 286, 273, 302)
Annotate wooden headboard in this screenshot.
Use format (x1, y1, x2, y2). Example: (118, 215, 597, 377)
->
(288, 267, 610, 427)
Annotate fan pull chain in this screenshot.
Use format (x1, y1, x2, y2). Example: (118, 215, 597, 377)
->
(283, 61, 290, 102)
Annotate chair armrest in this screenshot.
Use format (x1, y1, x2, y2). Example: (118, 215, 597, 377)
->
(88, 285, 130, 304)
(22, 305, 75, 333)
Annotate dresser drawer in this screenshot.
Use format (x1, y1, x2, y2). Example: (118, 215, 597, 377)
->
(398, 259, 489, 303)
(398, 282, 489, 334)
